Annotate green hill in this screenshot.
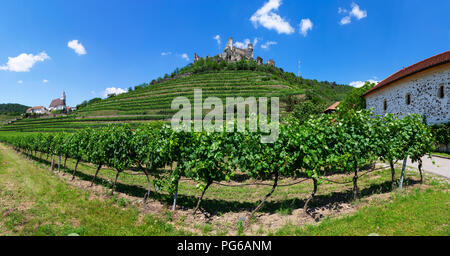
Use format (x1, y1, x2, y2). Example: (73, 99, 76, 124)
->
(0, 103, 29, 114)
(0, 60, 352, 132)
(0, 103, 29, 125)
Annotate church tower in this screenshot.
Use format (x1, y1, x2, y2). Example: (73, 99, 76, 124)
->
(61, 91, 66, 104)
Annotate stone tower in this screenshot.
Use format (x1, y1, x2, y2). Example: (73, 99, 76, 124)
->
(226, 37, 234, 51)
(247, 43, 254, 59)
(194, 53, 200, 63)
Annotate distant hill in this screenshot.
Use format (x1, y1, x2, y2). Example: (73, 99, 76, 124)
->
(0, 59, 352, 132)
(76, 59, 351, 118)
(0, 103, 29, 114)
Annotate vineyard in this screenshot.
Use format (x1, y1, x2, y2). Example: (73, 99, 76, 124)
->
(0, 109, 436, 230)
(0, 69, 352, 133)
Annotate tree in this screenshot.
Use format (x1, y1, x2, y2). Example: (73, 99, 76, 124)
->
(334, 109, 378, 200)
(132, 123, 171, 201)
(85, 128, 108, 186)
(102, 124, 134, 193)
(340, 82, 375, 112)
(292, 101, 324, 124)
(372, 114, 405, 188)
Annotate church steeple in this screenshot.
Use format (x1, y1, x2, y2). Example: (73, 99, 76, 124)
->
(61, 91, 66, 103)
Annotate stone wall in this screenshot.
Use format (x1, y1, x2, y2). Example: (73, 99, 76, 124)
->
(436, 144, 450, 153)
(365, 63, 450, 125)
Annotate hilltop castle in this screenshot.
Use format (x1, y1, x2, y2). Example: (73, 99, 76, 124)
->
(194, 37, 275, 66)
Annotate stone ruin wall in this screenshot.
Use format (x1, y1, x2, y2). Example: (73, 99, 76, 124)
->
(194, 37, 272, 66)
(365, 62, 450, 126)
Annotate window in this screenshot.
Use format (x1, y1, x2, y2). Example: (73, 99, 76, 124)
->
(406, 93, 411, 105)
(383, 99, 387, 111)
(438, 84, 444, 98)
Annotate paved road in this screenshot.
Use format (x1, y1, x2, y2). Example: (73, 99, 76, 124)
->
(406, 155, 450, 179)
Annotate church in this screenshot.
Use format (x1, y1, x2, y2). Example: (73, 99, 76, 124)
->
(49, 91, 67, 112)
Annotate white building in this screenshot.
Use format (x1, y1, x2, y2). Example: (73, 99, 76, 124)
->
(49, 91, 67, 112)
(363, 51, 449, 125)
(26, 106, 49, 114)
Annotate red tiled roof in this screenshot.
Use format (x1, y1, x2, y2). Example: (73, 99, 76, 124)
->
(28, 106, 46, 111)
(363, 51, 450, 97)
(27, 106, 47, 113)
(324, 102, 340, 113)
(49, 98, 65, 108)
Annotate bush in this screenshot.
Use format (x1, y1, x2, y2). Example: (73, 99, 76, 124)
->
(430, 123, 450, 145)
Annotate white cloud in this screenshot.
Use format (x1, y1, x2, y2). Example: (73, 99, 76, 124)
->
(299, 18, 313, 36)
(350, 3, 367, 20)
(213, 35, 221, 47)
(339, 3, 367, 25)
(43, 79, 48, 83)
(261, 41, 277, 49)
(0, 52, 50, 72)
(103, 87, 126, 98)
(349, 79, 378, 88)
(234, 38, 259, 49)
(180, 53, 189, 61)
(253, 38, 259, 47)
(250, 0, 294, 35)
(340, 16, 352, 25)
(338, 7, 348, 14)
(162, 52, 190, 61)
(234, 39, 250, 49)
(68, 40, 87, 55)
(17, 80, 23, 84)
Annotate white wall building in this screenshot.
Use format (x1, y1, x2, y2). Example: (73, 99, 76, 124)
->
(26, 106, 49, 114)
(49, 91, 67, 112)
(363, 51, 449, 125)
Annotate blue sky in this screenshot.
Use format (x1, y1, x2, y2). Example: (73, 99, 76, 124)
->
(0, 0, 449, 107)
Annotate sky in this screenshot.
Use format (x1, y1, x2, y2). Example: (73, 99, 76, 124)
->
(0, 0, 449, 107)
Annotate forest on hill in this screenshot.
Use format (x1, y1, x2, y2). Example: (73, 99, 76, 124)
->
(0, 103, 29, 115)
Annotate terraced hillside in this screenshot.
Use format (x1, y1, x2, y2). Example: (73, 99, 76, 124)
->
(0, 69, 352, 132)
(77, 71, 298, 117)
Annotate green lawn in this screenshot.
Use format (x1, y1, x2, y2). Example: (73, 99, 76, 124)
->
(433, 152, 450, 158)
(274, 188, 449, 236)
(0, 143, 189, 236)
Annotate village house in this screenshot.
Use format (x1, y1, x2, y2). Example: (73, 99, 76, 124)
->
(324, 102, 340, 114)
(49, 91, 67, 112)
(363, 51, 449, 125)
(26, 106, 49, 115)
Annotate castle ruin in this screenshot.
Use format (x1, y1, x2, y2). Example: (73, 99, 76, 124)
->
(194, 37, 275, 66)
